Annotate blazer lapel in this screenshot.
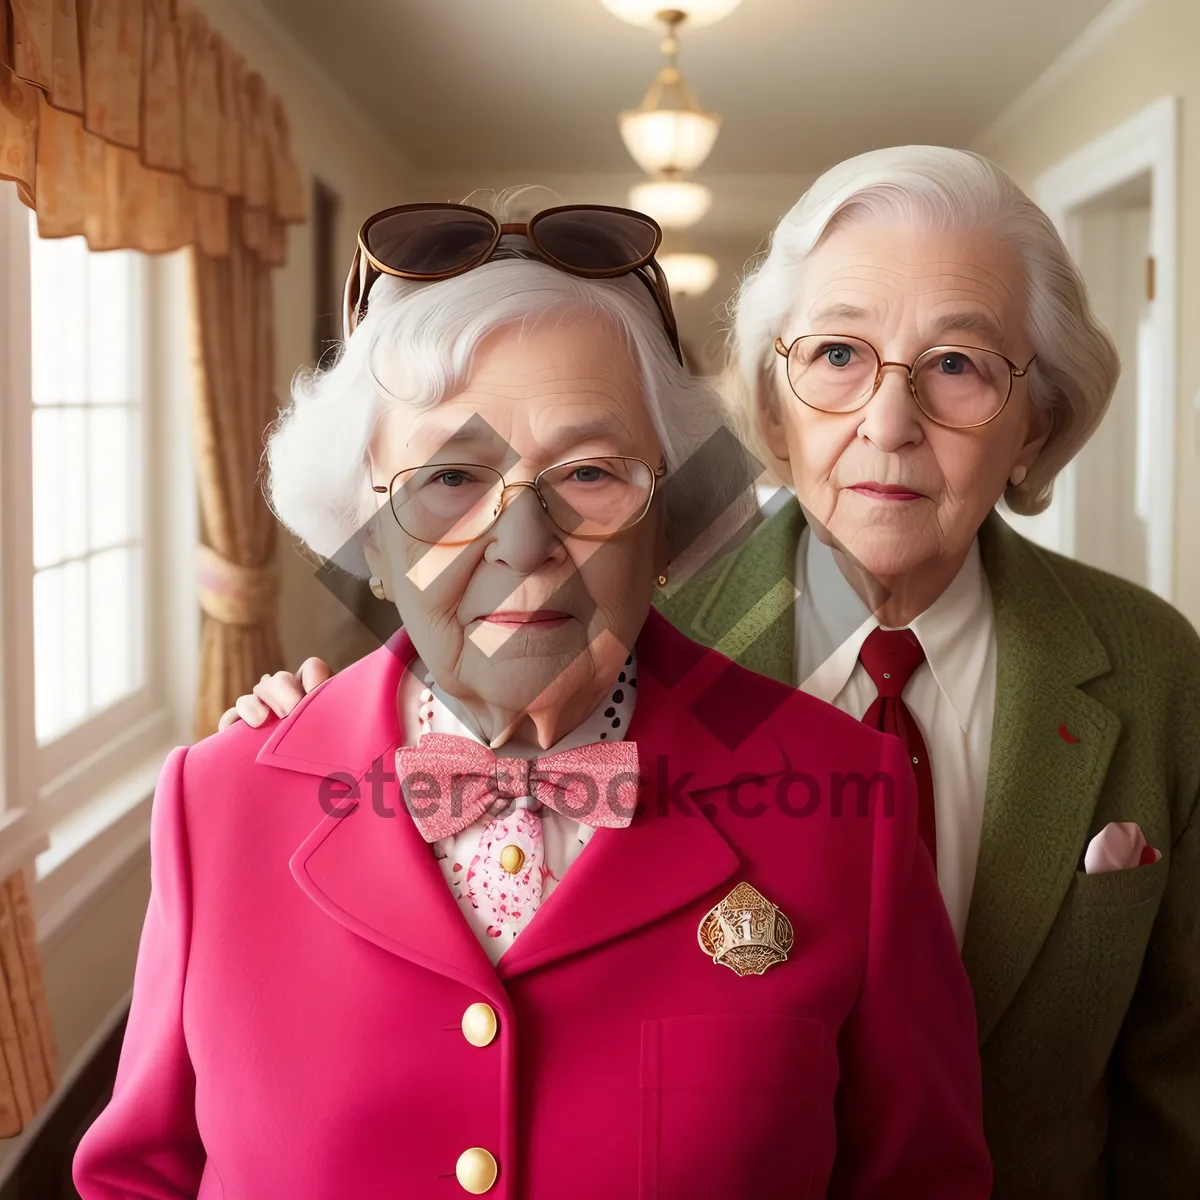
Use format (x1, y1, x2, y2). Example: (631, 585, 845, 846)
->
(687, 492, 805, 685)
(497, 611, 763, 980)
(260, 632, 505, 1008)
(495, 799, 739, 982)
(961, 513, 1120, 1044)
(262, 611, 790, 992)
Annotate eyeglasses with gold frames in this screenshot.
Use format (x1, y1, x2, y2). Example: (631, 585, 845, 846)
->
(371, 456, 667, 546)
(774, 333, 1036, 430)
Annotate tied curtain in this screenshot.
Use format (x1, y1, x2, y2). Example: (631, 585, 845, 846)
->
(190, 235, 284, 739)
(0, 0, 305, 1133)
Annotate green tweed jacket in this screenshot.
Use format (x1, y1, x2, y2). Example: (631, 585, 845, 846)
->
(656, 496, 1200, 1199)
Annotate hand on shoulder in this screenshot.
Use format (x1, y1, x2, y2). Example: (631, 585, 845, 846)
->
(216, 657, 333, 731)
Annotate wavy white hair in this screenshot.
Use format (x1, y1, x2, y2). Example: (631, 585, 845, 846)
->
(266, 188, 735, 577)
(727, 145, 1120, 515)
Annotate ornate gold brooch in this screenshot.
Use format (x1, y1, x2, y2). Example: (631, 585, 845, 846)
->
(697, 882, 794, 977)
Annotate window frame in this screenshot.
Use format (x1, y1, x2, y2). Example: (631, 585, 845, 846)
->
(0, 182, 197, 912)
(32, 234, 158, 770)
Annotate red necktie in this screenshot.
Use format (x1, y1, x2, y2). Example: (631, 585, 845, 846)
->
(858, 628, 937, 868)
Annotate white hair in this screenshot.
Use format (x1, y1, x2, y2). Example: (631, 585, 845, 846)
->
(728, 145, 1120, 515)
(266, 188, 734, 576)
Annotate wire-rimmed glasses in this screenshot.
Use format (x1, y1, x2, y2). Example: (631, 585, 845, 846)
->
(774, 333, 1036, 429)
(371, 456, 666, 546)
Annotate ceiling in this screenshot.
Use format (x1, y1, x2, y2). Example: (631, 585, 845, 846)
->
(260, 0, 1115, 370)
(263, 0, 1113, 177)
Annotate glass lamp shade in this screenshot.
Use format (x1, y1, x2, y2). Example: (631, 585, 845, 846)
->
(599, 0, 745, 29)
(660, 252, 719, 296)
(619, 66, 721, 175)
(628, 179, 712, 228)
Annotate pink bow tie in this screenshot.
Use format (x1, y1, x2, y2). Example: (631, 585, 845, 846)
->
(395, 732, 641, 842)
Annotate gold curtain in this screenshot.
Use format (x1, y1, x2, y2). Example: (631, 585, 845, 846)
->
(0, 873, 57, 1138)
(190, 223, 284, 739)
(0, 0, 307, 1131)
(0, 0, 305, 259)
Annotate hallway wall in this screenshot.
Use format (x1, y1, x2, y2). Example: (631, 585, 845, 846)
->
(974, 0, 1200, 625)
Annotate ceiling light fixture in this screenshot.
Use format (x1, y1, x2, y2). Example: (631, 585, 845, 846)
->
(660, 251, 719, 297)
(628, 177, 712, 228)
(617, 9, 722, 177)
(600, 0, 744, 30)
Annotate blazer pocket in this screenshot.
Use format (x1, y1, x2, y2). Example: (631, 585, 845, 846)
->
(639, 1014, 826, 1200)
(1053, 855, 1169, 1069)
(1072, 851, 1168, 910)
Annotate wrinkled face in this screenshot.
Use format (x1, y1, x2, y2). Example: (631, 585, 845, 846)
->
(365, 317, 666, 747)
(762, 219, 1051, 584)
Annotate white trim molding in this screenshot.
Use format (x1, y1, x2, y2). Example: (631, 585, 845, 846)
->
(1034, 94, 1179, 601)
(976, 0, 1147, 149)
(35, 753, 159, 948)
(0, 186, 37, 834)
(0, 188, 196, 936)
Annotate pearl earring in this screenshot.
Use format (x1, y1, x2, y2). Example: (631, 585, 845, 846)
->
(1009, 465, 1027, 487)
(368, 576, 387, 600)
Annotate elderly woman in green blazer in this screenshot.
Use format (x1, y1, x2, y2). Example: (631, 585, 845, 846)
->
(227, 148, 1199, 1199)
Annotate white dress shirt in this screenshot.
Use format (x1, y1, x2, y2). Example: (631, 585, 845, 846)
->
(399, 653, 637, 962)
(795, 527, 997, 944)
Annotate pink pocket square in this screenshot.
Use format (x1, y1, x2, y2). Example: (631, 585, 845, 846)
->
(1084, 821, 1161, 874)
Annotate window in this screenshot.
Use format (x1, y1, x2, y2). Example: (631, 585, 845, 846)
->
(29, 218, 147, 746)
(0, 182, 196, 920)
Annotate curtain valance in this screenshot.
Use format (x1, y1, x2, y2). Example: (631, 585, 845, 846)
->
(1, 0, 305, 263)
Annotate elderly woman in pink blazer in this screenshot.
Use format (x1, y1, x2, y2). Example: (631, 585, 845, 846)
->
(74, 195, 990, 1199)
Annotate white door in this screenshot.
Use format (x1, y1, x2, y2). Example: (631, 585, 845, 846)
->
(1000, 176, 1158, 591)
(998, 96, 1177, 600)
(1070, 182, 1153, 587)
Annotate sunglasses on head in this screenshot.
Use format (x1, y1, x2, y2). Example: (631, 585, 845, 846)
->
(342, 202, 684, 364)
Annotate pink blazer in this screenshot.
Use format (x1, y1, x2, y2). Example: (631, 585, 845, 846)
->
(74, 611, 990, 1199)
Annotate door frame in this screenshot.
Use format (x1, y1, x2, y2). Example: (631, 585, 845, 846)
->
(1034, 94, 1179, 600)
